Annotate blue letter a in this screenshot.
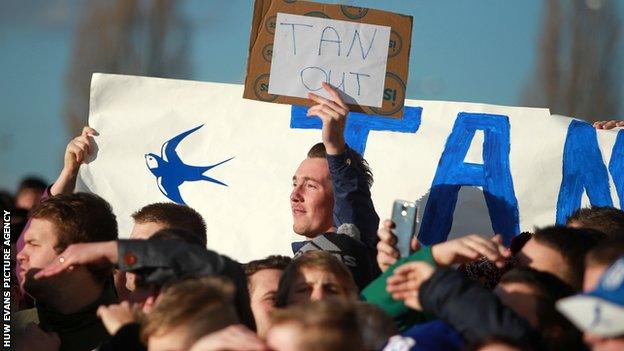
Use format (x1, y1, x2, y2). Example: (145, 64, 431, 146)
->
(419, 113, 519, 246)
(556, 120, 613, 224)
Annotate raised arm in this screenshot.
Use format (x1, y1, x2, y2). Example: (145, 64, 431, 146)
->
(308, 83, 380, 252)
(51, 126, 97, 195)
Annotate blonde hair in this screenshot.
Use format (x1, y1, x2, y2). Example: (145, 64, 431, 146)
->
(141, 277, 239, 347)
(270, 298, 365, 351)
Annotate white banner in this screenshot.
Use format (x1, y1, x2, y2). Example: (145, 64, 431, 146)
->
(79, 73, 623, 262)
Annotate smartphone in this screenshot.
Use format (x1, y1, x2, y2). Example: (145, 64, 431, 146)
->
(391, 200, 418, 258)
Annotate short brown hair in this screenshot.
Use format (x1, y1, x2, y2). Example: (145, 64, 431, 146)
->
(149, 228, 205, 247)
(566, 206, 624, 238)
(270, 298, 364, 351)
(244, 255, 292, 277)
(586, 237, 624, 268)
(132, 203, 207, 246)
(532, 226, 605, 290)
(306, 142, 373, 188)
(274, 251, 358, 307)
(141, 277, 239, 347)
(29, 192, 118, 282)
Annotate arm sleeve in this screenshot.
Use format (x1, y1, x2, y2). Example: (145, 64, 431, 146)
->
(360, 247, 437, 330)
(419, 268, 541, 344)
(327, 146, 380, 252)
(117, 239, 229, 286)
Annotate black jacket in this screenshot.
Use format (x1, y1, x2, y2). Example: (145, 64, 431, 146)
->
(117, 239, 256, 331)
(419, 267, 541, 347)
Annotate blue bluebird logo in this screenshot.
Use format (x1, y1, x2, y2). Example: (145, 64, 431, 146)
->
(145, 125, 233, 205)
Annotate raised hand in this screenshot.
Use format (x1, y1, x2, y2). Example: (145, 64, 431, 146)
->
(594, 120, 624, 130)
(34, 241, 118, 280)
(376, 219, 419, 272)
(430, 234, 509, 268)
(97, 301, 142, 335)
(307, 82, 349, 155)
(386, 261, 436, 310)
(51, 126, 98, 195)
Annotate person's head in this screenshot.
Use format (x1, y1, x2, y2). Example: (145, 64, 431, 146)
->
(125, 228, 208, 310)
(290, 143, 373, 239)
(518, 226, 605, 290)
(584, 238, 624, 291)
(244, 255, 292, 337)
(567, 206, 624, 238)
(15, 176, 47, 210)
(290, 144, 334, 238)
(495, 267, 582, 350)
(17, 192, 118, 295)
(0, 190, 14, 210)
(295, 232, 376, 290)
(267, 298, 364, 351)
(149, 227, 206, 247)
(354, 302, 398, 350)
(142, 277, 239, 351)
(126, 203, 207, 292)
(274, 251, 358, 307)
(557, 257, 624, 351)
(130, 202, 206, 244)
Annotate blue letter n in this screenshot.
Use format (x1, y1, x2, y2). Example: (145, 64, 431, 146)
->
(419, 113, 520, 246)
(556, 120, 613, 224)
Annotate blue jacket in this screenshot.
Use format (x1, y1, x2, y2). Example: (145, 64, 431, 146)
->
(390, 320, 464, 351)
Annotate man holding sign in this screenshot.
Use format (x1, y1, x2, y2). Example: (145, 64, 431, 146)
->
(290, 82, 380, 288)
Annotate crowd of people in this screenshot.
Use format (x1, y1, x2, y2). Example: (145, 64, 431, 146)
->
(4, 83, 624, 351)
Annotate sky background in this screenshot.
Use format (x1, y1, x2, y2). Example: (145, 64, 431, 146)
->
(1, 0, 623, 192)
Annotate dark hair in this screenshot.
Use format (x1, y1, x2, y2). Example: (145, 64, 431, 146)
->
(0, 190, 14, 210)
(132, 202, 207, 246)
(274, 251, 358, 307)
(501, 267, 575, 300)
(149, 227, 205, 247)
(244, 255, 292, 276)
(30, 192, 118, 282)
(586, 237, 624, 267)
(11, 209, 29, 244)
(17, 176, 48, 193)
(354, 302, 398, 350)
(532, 226, 605, 289)
(307, 142, 373, 188)
(567, 206, 624, 238)
(500, 267, 583, 351)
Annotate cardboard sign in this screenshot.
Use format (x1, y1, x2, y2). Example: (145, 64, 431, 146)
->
(81, 74, 623, 263)
(243, 0, 413, 117)
(268, 13, 391, 107)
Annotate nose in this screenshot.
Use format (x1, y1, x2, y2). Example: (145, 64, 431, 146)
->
(310, 286, 325, 301)
(290, 184, 303, 203)
(16, 247, 27, 264)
